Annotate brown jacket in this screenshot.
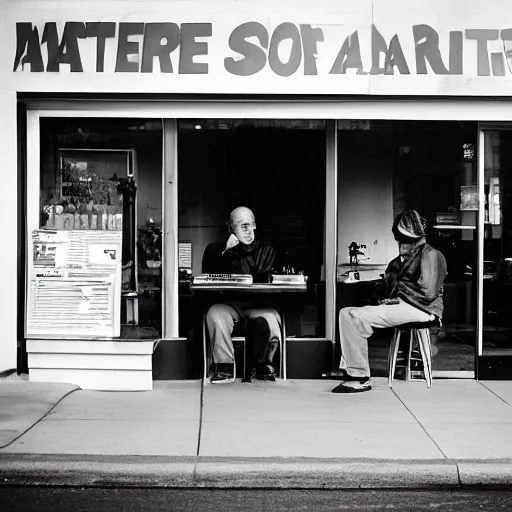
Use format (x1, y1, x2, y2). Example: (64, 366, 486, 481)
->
(385, 242, 447, 319)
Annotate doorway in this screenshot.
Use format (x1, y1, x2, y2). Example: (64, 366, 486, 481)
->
(478, 126, 512, 378)
(336, 120, 478, 377)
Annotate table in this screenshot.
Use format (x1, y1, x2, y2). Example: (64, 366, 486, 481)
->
(190, 282, 307, 380)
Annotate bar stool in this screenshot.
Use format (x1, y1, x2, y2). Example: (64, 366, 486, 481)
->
(388, 319, 439, 388)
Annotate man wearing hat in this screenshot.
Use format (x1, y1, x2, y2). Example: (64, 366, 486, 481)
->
(329, 210, 447, 393)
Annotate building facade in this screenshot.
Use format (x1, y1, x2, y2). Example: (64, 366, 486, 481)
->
(2, 0, 512, 388)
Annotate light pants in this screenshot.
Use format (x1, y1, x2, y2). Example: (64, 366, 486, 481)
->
(339, 299, 434, 378)
(206, 303, 281, 365)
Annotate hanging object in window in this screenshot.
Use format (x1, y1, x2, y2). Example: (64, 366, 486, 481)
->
(463, 143, 475, 162)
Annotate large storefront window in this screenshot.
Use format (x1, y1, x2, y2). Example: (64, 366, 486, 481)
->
(481, 130, 512, 355)
(336, 120, 478, 375)
(31, 118, 163, 339)
(177, 119, 327, 343)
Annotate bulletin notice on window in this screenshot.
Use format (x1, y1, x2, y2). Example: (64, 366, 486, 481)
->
(27, 230, 122, 338)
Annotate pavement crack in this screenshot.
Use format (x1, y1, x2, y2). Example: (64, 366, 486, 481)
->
(456, 462, 462, 486)
(0, 387, 79, 449)
(196, 375, 205, 456)
(478, 381, 512, 408)
(391, 388, 449, 459)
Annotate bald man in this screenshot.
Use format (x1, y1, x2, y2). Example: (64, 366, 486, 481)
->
(204, 206, 281, 384)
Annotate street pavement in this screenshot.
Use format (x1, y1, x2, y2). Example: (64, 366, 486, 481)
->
(3, 488, 512, 512)
(1, 377, 512, 488)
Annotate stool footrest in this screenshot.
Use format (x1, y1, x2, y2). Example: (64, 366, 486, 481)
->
(388, 325, 432, 388)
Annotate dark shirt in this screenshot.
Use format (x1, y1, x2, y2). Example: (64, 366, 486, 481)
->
(385, 242, 447, 318)
(203, 239, 276, 283)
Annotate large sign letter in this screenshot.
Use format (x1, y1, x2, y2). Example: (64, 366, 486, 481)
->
(116, 23, 144, 72)
(413, 25, 449, 75)
(179, 23, 212, 74)
(466, 29, 499, 76)
(268, 23, 302, 77)
(224, 22, 268, 76)
(57, 22, 86, 72)
(86, 22, 116, 73)
(502, 29, 512, 75)
(13, 23, 44, 72)
(384, 35, 410, 74)
(300, 25, 323, 75)
(141, 23, 179, 73)
(329, 31, 363, 74)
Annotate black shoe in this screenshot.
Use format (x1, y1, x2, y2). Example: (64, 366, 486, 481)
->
(253, 363, 277, 382)
(331, 378, 371, 393)
(210, 363, 235, 384)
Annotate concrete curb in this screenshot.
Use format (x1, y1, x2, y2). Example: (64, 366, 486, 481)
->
(2, 455, 512, 489)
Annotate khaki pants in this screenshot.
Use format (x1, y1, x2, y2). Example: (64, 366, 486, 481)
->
(338, 298, 434, 378)
(206, 304, 281, 365)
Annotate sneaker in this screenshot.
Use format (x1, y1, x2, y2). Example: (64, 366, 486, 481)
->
(210, 363, 235, 384)
(331, 378, 372, 393)
(253, 363, 276, 382)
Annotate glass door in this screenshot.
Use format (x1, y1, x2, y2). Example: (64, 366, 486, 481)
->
(336, 120, 478, 378)
(477, 126, 512, 379)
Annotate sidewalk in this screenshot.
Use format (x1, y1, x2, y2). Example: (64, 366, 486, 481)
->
(1, 377, 512, 488)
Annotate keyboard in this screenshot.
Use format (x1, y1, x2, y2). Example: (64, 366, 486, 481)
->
(192, 274, 253, 285)
(270, 274, 306, 285)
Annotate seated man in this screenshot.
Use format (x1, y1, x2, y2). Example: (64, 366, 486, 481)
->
(330, 209, 447, 394)
(204, 206, 281, 384)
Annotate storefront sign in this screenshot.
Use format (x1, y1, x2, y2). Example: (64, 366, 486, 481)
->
(12, 21, 512, 78)
(2, 0, 512, 96)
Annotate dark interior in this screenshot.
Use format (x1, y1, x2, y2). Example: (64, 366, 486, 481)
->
(178, 120, 327, 340)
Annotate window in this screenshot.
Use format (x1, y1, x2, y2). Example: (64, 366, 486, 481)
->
(336, 120, 478, 374)
(177, 119, 327, 339)
(30, 118, 163, 339)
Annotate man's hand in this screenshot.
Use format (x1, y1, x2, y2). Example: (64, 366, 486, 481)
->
(223, 233, 240, 254)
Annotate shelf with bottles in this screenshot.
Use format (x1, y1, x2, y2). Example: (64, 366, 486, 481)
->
(41, 202, 123, 231)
